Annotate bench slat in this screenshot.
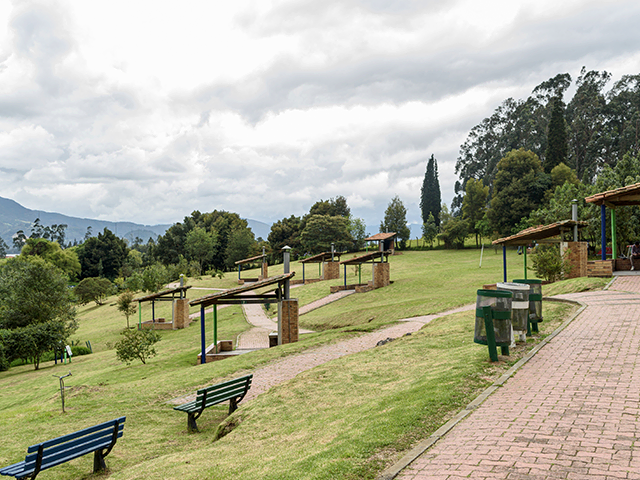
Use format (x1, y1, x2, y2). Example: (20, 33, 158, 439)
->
(22, 431, 124, 473)
(26, 417, 125, 453)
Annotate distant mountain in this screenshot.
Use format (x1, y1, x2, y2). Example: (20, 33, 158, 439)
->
(0, 196, 272, 251)
(247, 219, 270, 241)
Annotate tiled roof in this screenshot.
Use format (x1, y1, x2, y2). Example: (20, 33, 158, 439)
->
(585, 182, 640, 206)
(492, 220, 587, 246)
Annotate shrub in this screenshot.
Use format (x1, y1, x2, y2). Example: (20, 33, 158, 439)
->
(529, 244, 572, 282)
(114, 328, 161, 365)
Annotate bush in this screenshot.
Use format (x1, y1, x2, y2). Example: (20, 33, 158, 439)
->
(114, 328, 161, 365)
(529, 244, 572, 282)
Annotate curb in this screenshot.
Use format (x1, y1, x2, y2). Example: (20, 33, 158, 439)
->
(375, 297, 587, 480)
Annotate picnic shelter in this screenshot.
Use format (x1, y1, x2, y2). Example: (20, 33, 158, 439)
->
(189, 273, 297, 364)
(133, 285, 192, 330)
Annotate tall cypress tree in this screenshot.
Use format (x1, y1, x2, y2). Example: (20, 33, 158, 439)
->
(544, 96, 568, 173)
(420, 154, 442, 226)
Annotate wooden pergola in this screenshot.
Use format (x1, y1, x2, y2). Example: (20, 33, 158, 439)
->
(585, 182, 640, 260)
(339, 250, 389, 287)
(189, 273, 294, 364)
(234, 253, 267, 282)
(492, 220, 587, 282)
(364, 232, 396, 253)
(133, 285, 191, 328)
(299, 251, 342, 282)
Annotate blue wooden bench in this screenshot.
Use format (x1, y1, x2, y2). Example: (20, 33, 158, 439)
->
(174, 375, 252, 432)
(0, 417, 125, 480)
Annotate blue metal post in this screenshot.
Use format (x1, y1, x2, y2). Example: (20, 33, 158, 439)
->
(601, 204, 606, 261)
(213, 305, 218, 352)
(200, 304, 206, 364)
(238, 265, 241, 280)
(502, 245, 507, 282)
(303, 263, 305, 283)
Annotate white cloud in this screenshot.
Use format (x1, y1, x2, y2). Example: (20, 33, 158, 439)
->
(0, 0, 639, 230)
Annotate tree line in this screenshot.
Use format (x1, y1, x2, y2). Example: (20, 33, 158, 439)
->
(432, 68, 640, 250)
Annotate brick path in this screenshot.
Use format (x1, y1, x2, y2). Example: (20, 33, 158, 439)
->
(394, 277, 640, 480)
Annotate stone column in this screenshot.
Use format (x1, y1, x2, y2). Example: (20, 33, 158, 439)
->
(260, 262, 268, 280)
(173, 298, 190, 329)
(278, 299, 299, 345)
(323, 261, 340, 280)
(373, 262, 390, 289)
(562, 241, 588, 279)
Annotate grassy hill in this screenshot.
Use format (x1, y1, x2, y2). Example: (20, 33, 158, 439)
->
(0, 249, 606, 479)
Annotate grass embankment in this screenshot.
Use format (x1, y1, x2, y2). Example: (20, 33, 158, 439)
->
(0, 249, 596, 479)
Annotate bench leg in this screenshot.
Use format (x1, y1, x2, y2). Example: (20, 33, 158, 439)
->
(93, 449, 107, 473)
(187, 413, 199, 433)
(229, 397, 238, 415)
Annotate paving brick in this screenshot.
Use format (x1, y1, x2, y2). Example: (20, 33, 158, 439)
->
(394, 280, 640, 480)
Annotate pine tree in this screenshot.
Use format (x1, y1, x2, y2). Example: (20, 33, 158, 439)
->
(420, 154, 442, 226)
(544, 96, 568, 173)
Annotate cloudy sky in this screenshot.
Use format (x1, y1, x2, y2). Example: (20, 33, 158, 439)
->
(1, 0, 639, 234)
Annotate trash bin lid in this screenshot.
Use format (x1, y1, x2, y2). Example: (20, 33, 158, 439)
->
(513, 279, 542, 284)
(477, 289, 512, 298)
(496, 282, 530, 291)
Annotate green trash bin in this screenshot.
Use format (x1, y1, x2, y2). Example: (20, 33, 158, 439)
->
(474, 289, 512, 346)
(513, 279, 543, 332)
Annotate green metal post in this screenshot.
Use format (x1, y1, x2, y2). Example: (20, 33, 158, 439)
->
(482, 306, 498, 362)
(213, 305, 218, 353)
(611, 208, 617, 260)
(501, 344, 509, 356)
(358, 264, 361, 284)
(138, 302, 142, 329)
(524, 248, 527, 279)
(319, 262, 321, 277)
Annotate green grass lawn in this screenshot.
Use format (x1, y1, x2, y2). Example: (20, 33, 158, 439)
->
(0, 249, 600, 479)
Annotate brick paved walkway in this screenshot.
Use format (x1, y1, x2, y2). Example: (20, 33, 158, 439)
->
(395, 277, 640, 480)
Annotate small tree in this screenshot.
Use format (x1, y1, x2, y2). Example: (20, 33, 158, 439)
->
(421, 213, 438, 248)
(75, 277, 114, 305)
(529, 245, 572, 282)
(116, 291, 137, 329)
(114, 328, 161, 365)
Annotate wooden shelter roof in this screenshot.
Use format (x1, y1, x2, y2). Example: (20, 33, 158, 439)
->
(300, 252, 343, 263)
(364, 232, 396, 241)
(133, 285, 191, 303)
(189, 273, 295, 307)
(492, 220, 588, 246)
(234, 253, 266, 265)
(584, 182, 640, 206)
(340, 251, 390, 265)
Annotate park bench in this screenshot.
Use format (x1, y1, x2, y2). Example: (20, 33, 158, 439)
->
(0, 416, 125, 480)
(174, 374, 252, 432)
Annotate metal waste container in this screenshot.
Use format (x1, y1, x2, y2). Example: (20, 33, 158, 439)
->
(497, 282, 530, 342)
(513, 279, 543, 331)
(474, 289, 512, 346)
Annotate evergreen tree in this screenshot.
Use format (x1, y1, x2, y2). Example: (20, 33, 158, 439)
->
(544, 96, 568, 173)
(420, 154, 442, 226)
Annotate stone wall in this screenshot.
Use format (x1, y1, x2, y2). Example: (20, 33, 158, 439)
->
(587, 260, 613, 277)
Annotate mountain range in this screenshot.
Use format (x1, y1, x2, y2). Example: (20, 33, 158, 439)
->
(0, 196, 271, 251)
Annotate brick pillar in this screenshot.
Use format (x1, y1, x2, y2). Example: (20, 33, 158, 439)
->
(278, 299, 299, 345)
(173, 299, 190, 329)
(562, 241, 588, 279)
(323, 261, 340, 280)
(259, 262, 268, 280)
(373, 262, 390, 289)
